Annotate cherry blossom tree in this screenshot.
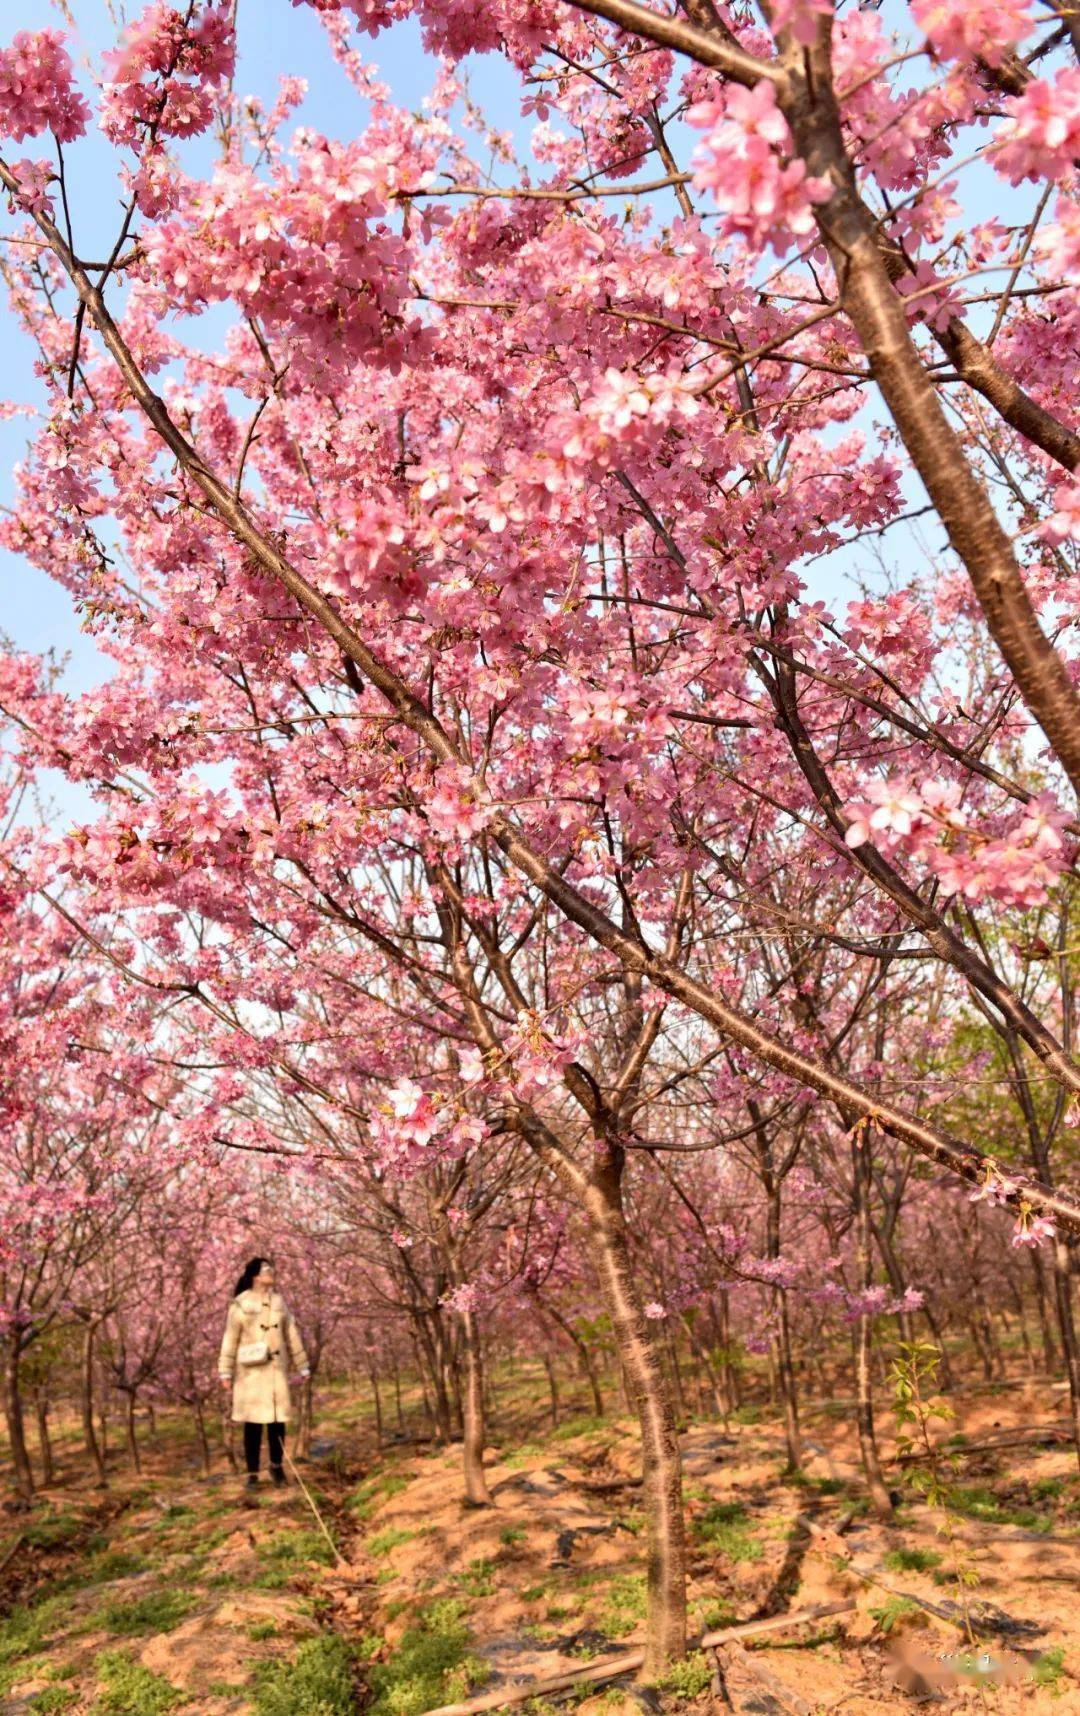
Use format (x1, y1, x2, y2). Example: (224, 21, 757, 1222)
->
(1, 0, 1080, 1669)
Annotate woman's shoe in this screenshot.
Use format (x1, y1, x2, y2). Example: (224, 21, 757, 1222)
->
(246, 1472, 259, 1487)
(270, 1465, 286, 1487)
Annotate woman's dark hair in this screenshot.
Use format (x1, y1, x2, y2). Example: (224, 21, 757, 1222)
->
(234, 1256, 272, 1296)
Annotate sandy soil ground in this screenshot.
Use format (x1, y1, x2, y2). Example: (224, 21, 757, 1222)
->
(0, 1367, 1077, 1713)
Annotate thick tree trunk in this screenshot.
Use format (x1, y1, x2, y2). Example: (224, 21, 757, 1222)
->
(583, 1159, 686, 1678)
(460, 1306, 491, 1507)
(1, 1341, 34, 1503)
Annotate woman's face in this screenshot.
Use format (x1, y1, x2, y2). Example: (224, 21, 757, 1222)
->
(255, 1262, 276, 1292)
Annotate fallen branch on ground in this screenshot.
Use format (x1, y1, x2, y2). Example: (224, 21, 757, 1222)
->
(892, 1422, 1071, 1464)
(415, 1602, 856, 1716)
(712, 1637, 815, 1716)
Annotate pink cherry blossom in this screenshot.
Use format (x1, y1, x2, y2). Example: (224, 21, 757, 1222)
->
(0, 30, 89, 143)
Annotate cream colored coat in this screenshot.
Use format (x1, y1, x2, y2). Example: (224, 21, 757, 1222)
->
(218, 1288, 308, 1424)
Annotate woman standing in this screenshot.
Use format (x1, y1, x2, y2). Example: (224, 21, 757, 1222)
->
(219, 1257, 309, 1487)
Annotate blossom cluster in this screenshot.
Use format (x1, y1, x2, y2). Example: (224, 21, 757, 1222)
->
(101, 2, 236, 145)
(843, 781, 1071, 908)
(995, 68, 1080, 185)
(910, 0, 1031, 66)
(0, 30, 88, 144)
(688, 82, 831, 255)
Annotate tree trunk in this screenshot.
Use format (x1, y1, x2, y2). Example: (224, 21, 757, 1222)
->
(1, 1341, 34, 1503)
(920, 1296, 956, 1390)
(1030, 1248, 1059, 1372)
(852, 1136, 892, 1519)
(298, 1372, 315, 1458)
(665, 1326, 688, 1423)
(33, 1387, 54, 1488)
(1051, 1240, 1080, 1473)
(766, 1189, 802, 1473)
(393, 1362, 404, 1434)
(681, 1314, 724, 1424)
(125, 1391, 141, 1475)
(543, 1302, 604, 1416)
(193, 1400, 211, 1476)
(369, 1365, 384, 1447)
(714, 1294, 739, 1413)
(582, 1157, 686, 1678)
(81, 1324, 107, 1487)
(221, 1403, 237, 1472)
(460, 1306, 491, 1507)
(1006, 1277, 1036, 1375)
(544, 1352, 560, 1428)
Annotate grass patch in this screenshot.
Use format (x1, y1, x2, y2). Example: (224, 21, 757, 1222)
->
(259, 1528, 337, 1570)
(366, 1527, 418, 1559)
(548, 1415, 607, 1443)
(368, 1597, 485, 1716)
(95, 1589, 195, 1637)
(456, 1557, 496, 1597)
(24, 1510, 83, 1551)
(89, 1650, 184, 1715)
(0, 1596, 66, 1694)
(730, 1404, 763, 1425)
(693, 1596, 737, 1632)
(598, 1574, 647, 1639)
(499, 1525, 525, 1547)
(692, 1502, 763, 1563)
(947, 1485, 1052, 1532)
(252, 1636, 355, 1716)
(661, 1652, 713, 1699)
(29, 1690, 77, 1713)
(1032, 1477, 1065, 1501)
(86, 1550, 150, 1584)
(503, 1444, 544, 1470)
(883, 1546, 943, 1574)
(868, 1595, 920, 1634)
(1033, 1646, 1067, 1694)
(247, 1620, 279, 1642)
(348, 1473, 410, 1518)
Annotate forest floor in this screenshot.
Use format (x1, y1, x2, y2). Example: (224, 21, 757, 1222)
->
(1, 1363, 1079, 1715)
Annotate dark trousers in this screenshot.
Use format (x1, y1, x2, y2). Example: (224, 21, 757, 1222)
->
(243, 1420, 285, 1474)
